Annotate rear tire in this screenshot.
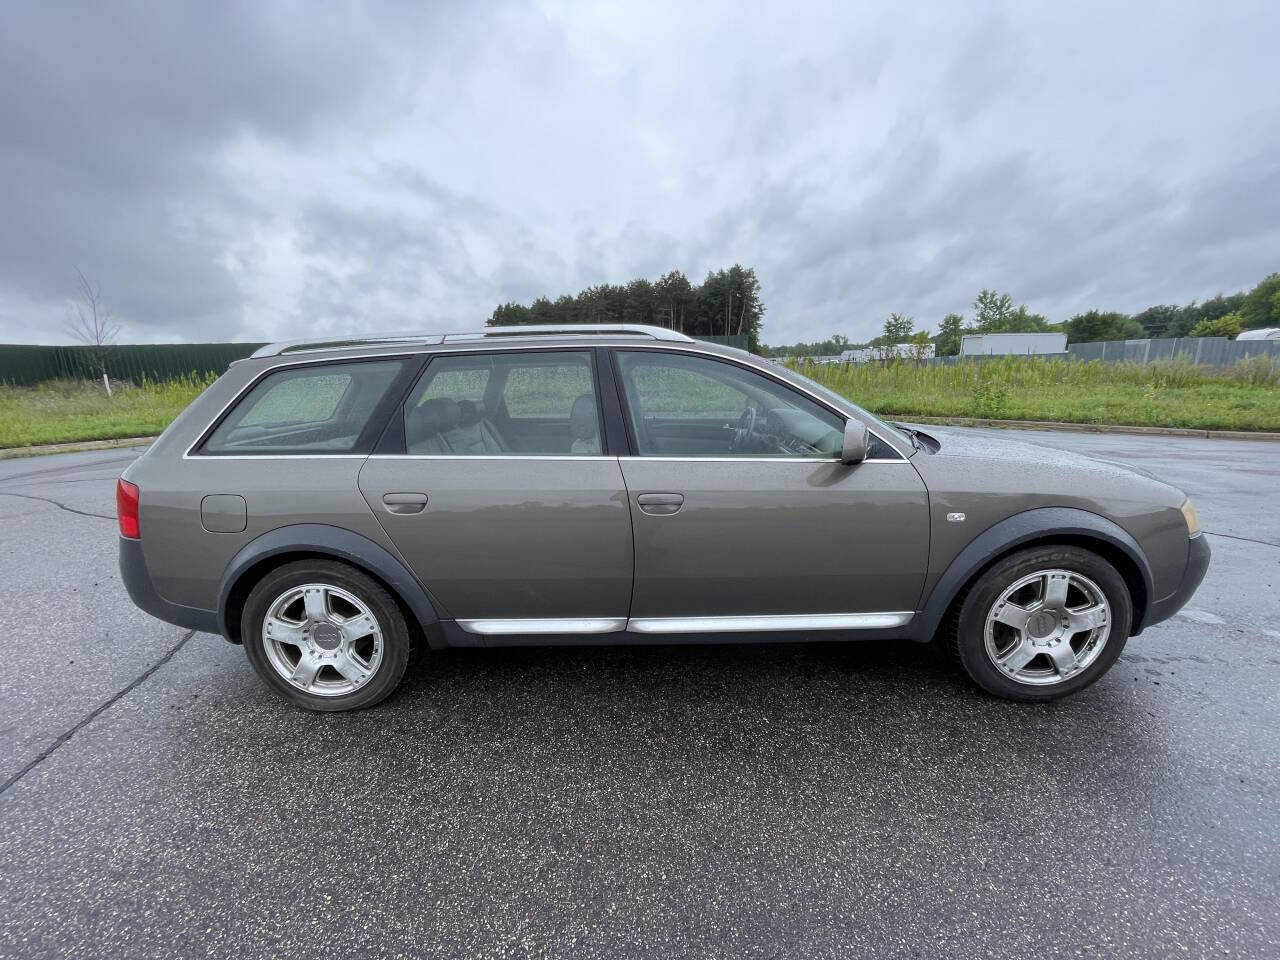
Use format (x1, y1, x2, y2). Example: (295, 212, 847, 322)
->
(951, 546, 1132, 702)
(241, 560, 411, 712)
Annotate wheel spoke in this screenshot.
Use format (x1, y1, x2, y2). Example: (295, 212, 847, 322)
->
(303, 587, 329, 623)
(993, 602, 1033, 631)
(333, 651, 370, 685)
(289, 653, 323, 689)
(338, 613, 378, 645)
(1042, 573, 1070, 610)
(264, 616, 306, 648)
(1067, 603, 1108, 635)
(1047, 642, 1081, 676)
(996, 638, 1038, 673)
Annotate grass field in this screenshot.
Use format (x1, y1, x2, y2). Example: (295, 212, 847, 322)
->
(1, 355, 1278, 450)
(793, 355, 1280, 432)
(0, 375, 214, 449)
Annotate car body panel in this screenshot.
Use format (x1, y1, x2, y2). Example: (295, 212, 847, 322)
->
(129, 455, 401, 612)
(618, 457, 929, 618)
(908, 428, 1189, 604)
(357, 455, 634, 620)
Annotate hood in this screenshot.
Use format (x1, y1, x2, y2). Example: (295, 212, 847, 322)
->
(904, 425, 1176, 490)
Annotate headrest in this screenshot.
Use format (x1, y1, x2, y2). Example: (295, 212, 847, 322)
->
(409, 397, 460, 435)
(457, 399, 486, 427)
(570, 392, 598, 440)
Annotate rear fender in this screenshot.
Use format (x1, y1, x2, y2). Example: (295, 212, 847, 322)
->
(218, 523, 442, 646)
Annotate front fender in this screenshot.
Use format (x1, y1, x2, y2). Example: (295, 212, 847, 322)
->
(909, 507, 1155, 643)
(217, 523, 441, 645)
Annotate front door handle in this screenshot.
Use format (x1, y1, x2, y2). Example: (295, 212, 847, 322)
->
(637, 492, 684, 516)
(382, 492, 428, 515)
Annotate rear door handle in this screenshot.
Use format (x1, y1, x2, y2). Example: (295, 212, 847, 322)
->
(382, 492, 428, 515)
(636, 492, 684, 516)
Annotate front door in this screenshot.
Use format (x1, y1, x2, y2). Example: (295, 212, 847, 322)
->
(358, 349, 633, 633)
(611, 349, 929, 631)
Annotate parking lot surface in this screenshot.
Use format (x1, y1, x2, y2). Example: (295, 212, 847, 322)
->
(0, 428, 1277, 958)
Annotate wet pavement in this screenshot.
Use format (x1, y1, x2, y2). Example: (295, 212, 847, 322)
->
(0, 430, 1277, 958)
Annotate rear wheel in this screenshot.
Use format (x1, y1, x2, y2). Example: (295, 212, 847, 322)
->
(951, 546, 1132, 702)
(241, 560, 411, 711)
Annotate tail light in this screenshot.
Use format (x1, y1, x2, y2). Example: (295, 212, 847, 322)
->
(117, 478, 140, 539)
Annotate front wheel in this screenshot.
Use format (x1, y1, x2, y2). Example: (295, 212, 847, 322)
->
(241, 560, 412, 711)
(951, 546, 1132, 702)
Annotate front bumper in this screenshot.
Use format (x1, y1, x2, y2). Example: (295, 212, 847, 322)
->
(1141, 534, 1211, 631)
(119, 537, 220, 635)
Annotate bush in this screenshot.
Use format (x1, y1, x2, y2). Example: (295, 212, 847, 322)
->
(1189, 312, 1245, 339)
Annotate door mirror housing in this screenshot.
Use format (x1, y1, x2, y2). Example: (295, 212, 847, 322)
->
(841, 419, 869, 464)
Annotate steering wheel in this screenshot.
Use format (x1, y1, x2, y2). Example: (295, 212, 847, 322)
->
(729, 406, 758, 452)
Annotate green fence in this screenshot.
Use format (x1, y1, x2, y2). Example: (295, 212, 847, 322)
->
(0, 343, 265, 387)
(0, 334, 753, 387)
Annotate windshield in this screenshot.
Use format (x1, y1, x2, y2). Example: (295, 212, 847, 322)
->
(781, 364, 914, 449)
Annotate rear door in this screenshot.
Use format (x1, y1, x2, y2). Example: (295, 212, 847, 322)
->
(610, 348, 929, 631)
(358, 348, 633, 634)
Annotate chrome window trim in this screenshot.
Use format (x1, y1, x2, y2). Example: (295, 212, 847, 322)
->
(618, 456, 912, 464)
(183, 354, 418, 460)
(626, 612, 914, 634)
(367, 454, 616, 462)
(361, 454, 908, 464)
(457, 617, 627, 635)
(184, 340, 911, 461)
(181, 454, 370, 461)
(609, 343, 911, 461)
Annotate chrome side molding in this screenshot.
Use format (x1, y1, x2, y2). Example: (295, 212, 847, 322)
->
(625, 612, 914, 633)
(456, 612, 913, 636)
(456, 617, 627, 635)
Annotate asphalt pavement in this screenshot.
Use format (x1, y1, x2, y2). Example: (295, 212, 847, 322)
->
(0, 429, 1277, 958)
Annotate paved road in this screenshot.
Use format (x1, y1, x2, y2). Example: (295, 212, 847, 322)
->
(0, 430, 1277, 958)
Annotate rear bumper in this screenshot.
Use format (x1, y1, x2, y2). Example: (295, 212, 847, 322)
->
(119, 537, 221, 635)
(1140, 533, 1211, 632)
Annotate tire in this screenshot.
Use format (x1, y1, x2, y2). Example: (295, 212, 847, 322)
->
(951, 545, 1132, 703)
(241, 559, 412, 712)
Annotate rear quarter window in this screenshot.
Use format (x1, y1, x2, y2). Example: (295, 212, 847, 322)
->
(201, 359, 406, 455)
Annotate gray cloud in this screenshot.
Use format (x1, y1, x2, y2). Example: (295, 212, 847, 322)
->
(1, 0, 1277, 346)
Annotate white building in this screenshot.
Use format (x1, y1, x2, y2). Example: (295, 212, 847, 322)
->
(960, 332, 1067, 356)
(839, 343, 936, 363)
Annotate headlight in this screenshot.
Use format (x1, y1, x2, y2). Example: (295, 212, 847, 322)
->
(1180, 499, 1201, 537)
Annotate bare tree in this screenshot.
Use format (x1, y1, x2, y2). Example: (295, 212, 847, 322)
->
(66, 267, 120, 392)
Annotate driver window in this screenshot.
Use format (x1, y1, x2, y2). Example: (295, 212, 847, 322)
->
(615, 351, 844, 458)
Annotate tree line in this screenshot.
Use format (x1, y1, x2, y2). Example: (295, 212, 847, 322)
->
(764, 270, 1280, 357)
(489, 265, 765, 352)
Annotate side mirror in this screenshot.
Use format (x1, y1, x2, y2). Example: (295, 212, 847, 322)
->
(841, 419, 868, 464)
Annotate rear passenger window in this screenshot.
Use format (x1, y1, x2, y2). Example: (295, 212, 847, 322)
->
(403, 351, 600, 456)
(202, 360, 405, 455)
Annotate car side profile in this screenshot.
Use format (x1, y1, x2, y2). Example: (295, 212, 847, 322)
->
(119, 324, 1210, 710)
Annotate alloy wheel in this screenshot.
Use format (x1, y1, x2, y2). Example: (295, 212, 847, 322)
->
(261, 583, 384, 697)
(983, 568, 1112, 686)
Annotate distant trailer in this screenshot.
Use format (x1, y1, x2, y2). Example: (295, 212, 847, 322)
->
(961, 332, 1067, 356)
(1237, 327, 1280, 341)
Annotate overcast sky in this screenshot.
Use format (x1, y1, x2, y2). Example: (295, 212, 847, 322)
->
(3, 0, 1277, 346)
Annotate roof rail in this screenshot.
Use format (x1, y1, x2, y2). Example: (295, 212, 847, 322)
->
(251, 323, 694, 358)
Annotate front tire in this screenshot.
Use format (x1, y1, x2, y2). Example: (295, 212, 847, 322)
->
(951, 546, 1132, 702)
(241, 560, 411, 712)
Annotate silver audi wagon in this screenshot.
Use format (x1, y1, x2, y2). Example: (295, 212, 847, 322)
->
(119, 325, 1209, 710)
